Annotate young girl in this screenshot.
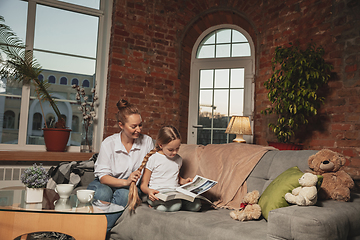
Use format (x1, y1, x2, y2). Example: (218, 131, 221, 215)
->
(140, 125, 201, 212)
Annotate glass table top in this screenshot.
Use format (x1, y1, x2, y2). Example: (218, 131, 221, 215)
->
(0, 188, 124, 215)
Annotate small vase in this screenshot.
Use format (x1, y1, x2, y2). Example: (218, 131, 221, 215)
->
(25, 187, 44, 203)
(81, 130, 93, 153)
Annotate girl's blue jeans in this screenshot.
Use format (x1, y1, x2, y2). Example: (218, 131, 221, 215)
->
(87, 178, 140, 232)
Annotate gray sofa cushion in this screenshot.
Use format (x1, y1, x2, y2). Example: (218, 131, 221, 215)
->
(247, 150, 318, 194)
(268, 193, 360, 240)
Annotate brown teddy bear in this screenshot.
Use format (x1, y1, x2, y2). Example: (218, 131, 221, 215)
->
(308, 149, 354, 202)
(230, 190, 261, 221)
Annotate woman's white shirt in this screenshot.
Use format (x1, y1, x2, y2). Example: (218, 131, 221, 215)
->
(94, 132, 154, 180)
(146, 152, 182, 192)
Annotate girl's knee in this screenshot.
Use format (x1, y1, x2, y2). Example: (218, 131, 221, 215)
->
(182, 198, 201, 212)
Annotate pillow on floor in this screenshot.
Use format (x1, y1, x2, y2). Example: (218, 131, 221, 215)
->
(258, 166, 321, 220)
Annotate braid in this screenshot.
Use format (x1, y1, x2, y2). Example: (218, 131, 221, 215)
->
(128, 146, 159, 212)
(137, 147, 159, 171)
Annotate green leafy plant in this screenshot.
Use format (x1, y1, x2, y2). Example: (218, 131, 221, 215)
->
(261, 43, 333, 143)
(0, 16, 65, 128)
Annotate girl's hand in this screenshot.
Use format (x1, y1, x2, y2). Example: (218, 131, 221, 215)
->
(127, 170, 141, 185)
(179, 177, 193, 185)
(148, 189, 159, 201)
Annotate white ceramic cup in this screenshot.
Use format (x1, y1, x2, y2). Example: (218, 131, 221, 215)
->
(55, 184, 74, 199)
(77, 189, 95, 204)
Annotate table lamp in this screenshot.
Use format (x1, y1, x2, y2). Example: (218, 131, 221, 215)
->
(225, 116, 252, 143)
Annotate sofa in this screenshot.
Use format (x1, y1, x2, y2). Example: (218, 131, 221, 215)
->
(74, 143, 360, 240)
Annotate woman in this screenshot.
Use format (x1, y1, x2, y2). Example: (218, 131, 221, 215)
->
(88, 99, 154, 231)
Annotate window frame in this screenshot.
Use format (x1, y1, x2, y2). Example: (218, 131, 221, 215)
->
(187, 24, 255, 144)
(0, 0, 112, 152)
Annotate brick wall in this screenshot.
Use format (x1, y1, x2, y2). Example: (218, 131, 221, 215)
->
(105, 0, 360, 178)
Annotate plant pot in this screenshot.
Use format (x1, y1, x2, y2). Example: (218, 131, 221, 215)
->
(43, 128, 71, 152)
(25, 187, 44, 203)
(268, 142, 303, 150)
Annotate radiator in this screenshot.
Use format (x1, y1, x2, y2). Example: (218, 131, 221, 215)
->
(0, 165, 50, 189)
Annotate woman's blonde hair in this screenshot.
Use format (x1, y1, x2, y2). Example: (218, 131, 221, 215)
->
(116, 99, 139, 124)
(127, 125, 181, 212)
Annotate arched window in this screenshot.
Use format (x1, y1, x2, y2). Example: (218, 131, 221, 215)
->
(188, 25, 254, 145)
(38, 74, 44, 82)
(60, 77, 68, 85)
(32, 112, 42, 130)
(48, 75, 56, 84)
(71, 78, 79, 86)
(82, 79, 90, 87)
(3, 110, 15, 129)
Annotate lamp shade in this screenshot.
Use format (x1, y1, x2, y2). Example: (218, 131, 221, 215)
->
(225, 116, 252, 143)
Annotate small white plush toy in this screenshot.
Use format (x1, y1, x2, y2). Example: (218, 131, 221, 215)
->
(285, 172, 318, 206)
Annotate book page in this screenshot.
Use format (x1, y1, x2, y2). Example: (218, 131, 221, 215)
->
(176, 175, 217, 198)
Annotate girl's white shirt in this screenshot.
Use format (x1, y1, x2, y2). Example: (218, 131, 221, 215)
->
(146, 152, 182, 192)
(94, 132, 154, 180)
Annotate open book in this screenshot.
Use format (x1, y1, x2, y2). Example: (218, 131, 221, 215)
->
(155, 175, 217, 203)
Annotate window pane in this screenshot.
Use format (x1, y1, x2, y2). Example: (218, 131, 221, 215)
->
(57, 0, 100, 9)
(197, 129, 211, 146)
(212, 130, 228, 144)
(232, 43, 251, 57)
(213, 90, 228, 128)
(199, 70, 213, 89)
(198, 107, 212, 129)
(216, 29, 231, 44)
(232, 30, 248, 42)
(216, 44, 231, 58)
(202, 33, 215, 45)
(34, 51, 96, 75)
(214, 69, 229, 88)
(197, 45, 215, 58)
(199, 90, 213, 129)
(230, 89, 244, 116)
(0, 0, 27, 42)
(0, 96, 21, 144)
(0, 0, 27, 145)
(230, 68, 244, 88)
(34, 5, 99, 58)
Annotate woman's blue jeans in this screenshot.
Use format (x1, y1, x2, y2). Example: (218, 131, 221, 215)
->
(87, 178, 140, 232)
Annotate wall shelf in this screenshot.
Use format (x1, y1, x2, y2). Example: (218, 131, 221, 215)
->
(0, 151, 95, 163)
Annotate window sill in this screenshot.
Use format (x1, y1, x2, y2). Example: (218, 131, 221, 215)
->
(0, 151, 95, 162)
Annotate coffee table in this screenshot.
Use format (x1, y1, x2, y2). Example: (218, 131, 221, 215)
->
(0, 187, 124, 240)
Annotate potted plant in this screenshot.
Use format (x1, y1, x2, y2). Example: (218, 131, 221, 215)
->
(0, 16, 71, 151)
(261, 42, 333, 150)
(21, 163, 49, 203)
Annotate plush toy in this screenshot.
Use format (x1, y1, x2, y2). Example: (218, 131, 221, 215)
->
(308, 149, 354, 202)
(230, 190, 261, 221)
(285, 173, 318, 206)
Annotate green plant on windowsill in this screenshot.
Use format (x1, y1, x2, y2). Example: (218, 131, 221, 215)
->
(261, 42, 333, 144)
(0, 16, 65, 129)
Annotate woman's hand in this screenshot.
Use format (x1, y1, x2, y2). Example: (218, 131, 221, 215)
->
(127, 170, 141, 185)
(179, 177, 193, 185)
(148, 189, 160, 201)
